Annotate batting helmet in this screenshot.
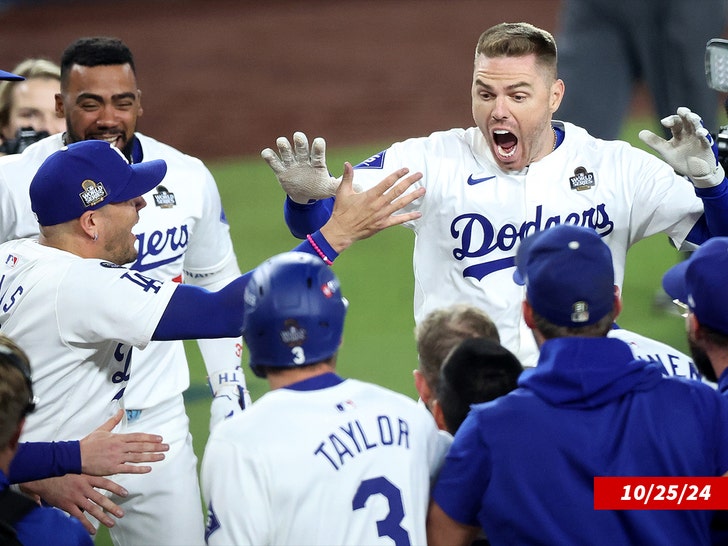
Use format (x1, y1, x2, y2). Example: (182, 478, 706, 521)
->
(242, 252, 348, 378)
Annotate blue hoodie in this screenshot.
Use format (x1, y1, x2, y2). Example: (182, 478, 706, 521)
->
(433, 337, 728, 546)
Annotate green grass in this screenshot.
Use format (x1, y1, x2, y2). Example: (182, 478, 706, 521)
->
(95, 119, 693, 544)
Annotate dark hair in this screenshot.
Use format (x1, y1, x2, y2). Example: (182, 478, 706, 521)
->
(60, 37, 136, 88)
(436, 338, 522, 434)
(531, 307, 616, 339)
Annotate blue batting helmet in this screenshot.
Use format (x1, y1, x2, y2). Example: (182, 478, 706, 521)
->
(242, 252, 348, 378)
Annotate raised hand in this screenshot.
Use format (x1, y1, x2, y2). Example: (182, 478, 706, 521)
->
(320, 162, 425, 252)
(639, 107, 725, 188)
(261, 132, 341, 203)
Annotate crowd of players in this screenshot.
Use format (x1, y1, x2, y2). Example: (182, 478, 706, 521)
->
(2, 19, 728, 546)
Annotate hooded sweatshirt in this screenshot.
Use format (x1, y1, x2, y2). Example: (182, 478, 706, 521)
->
(433, 336, 728, 546)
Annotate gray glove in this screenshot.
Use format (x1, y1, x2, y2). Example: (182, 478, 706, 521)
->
(261, 131, 341, 203)
(639, 107, 725, 188)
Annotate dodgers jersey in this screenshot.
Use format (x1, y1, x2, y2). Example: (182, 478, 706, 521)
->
(350, 122, 702, 366)
(0, 133, 242, 408)
(201, 373, 451, 546)
(0, 238, 177, 442)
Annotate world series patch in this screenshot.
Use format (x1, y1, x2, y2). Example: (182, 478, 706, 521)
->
(153, 185, 176, 208)
(569, 167, 595, 191)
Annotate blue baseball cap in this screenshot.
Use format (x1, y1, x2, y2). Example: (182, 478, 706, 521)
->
(663, 237, 728, 334)
(513, 224, 615, 327)
(30, 140, 167, 226)
(0, 69, 23, 81)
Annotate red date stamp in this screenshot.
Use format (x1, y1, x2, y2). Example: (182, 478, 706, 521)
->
(594, 477, 728, 510)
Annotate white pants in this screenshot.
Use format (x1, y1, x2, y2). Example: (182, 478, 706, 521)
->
(109, 394, 205, 546)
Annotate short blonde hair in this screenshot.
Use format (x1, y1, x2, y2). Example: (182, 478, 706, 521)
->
(0, 58, 61, 130)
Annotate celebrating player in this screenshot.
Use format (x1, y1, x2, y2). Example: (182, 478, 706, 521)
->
(426, 225, 728, 546)
(262, 21, 728, 368)
(0, 139, 422, 542)
(201, 251, 451, 546)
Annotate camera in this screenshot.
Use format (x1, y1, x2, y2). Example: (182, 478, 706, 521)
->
(0, 126, 49, 155)
(706, 39, 728, 171)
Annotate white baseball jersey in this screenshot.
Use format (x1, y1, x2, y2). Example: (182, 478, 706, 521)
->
(608, 327, 703, 381)
(201, 374, 451, 546)
(350, 122, 702, 367)
(0, 238, 177, 442)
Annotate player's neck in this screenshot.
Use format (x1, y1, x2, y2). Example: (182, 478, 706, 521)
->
(267, 362, 336, 390)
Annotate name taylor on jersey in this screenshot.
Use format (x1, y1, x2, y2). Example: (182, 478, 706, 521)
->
(314, 415, 411, 471)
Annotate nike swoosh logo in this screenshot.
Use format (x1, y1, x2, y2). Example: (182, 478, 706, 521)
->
(467, 174, 496, 186)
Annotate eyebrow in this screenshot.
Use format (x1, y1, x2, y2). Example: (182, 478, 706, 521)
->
(75, 91, 137, 103)
(474, 79, 533, 91)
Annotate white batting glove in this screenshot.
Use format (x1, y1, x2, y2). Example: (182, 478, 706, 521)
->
(261, 131, 341, 204)
(639, 107, 726, 188)
(208, 366, 251, 431)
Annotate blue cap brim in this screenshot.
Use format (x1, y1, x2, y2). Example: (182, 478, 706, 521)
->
(0, 69, 24, 81)
(112, 159, 168, 203)
(662, 259, 690, 303)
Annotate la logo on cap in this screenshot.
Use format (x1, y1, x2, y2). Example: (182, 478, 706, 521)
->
(79, 179, 108, 208)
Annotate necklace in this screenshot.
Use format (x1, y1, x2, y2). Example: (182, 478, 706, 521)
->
(551, 126, 558, 151)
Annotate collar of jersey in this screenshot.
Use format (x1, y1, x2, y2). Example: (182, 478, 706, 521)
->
(284, 371, 344, 391)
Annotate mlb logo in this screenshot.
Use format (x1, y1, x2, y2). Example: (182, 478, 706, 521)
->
(5, 254, 17, 267)
(336, 399, 356, 412)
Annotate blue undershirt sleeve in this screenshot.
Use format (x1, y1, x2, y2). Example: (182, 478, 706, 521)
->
(686, 180, 728, 245)
(152, 230, 339, 340)
(9, 441, 82, 483)
(284, 196, 334, 239)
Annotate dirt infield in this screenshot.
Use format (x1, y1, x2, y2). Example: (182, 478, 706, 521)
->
(0, 0, 568, 161)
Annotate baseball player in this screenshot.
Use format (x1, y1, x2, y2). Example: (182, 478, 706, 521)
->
(262, 22, 728, 369)
(2, 139, 421, 541)
(201, 252, 451, 546)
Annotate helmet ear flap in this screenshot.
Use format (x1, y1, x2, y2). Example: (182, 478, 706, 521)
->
(242, 252, 347, 375)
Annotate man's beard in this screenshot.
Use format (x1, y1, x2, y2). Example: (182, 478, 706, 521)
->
(688, 338, 718, 383)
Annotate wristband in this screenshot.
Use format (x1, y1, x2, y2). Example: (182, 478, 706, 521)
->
(307, 233, 333, 266)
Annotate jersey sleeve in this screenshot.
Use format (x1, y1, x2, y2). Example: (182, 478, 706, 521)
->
(56, 260, 178, 349)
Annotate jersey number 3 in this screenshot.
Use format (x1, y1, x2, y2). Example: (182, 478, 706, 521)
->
(352, 476, 411, 546)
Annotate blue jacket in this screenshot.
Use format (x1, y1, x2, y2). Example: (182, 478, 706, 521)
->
(0, 470, 92, 546)
(433, 336, 728, 546)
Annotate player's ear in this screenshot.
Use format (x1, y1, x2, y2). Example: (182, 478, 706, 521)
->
(413, 369, 432, 408)
(137, 89, 143, 118)
(431, 399, 448, 433)
(549, 79, 564, 113)
(612, 287, 622, 319)
(522, 300, 536, 329)
(55, 93, 65, 118)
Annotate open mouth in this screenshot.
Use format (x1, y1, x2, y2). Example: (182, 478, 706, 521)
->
(493, 130, 517, 158)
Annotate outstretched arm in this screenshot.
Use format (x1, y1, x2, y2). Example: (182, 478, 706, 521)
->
(153, 163, 424, 340)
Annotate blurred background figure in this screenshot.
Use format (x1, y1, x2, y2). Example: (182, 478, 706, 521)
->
(0, 58, 64, 155)
(555, 0, 727, 140)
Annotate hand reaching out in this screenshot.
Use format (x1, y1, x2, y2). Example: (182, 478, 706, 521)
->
(79, 409, 168, 476)
(320, 162, 425, 253)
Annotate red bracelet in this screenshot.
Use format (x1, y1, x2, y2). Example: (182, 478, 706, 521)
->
(306, 234, 333, 266)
